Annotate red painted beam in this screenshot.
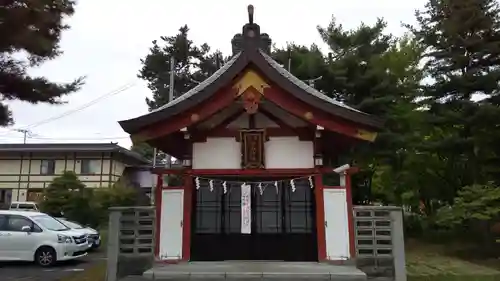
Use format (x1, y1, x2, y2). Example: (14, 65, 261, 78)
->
(345, 171, 356, 258)
(181, 173, 192, 261)
(263, 87, 363, 140)
(152, 167, 337, 175)
(196, 127, 312, 140)
(314, 175, 327, 261)
(346, 167, 359, 258)
(190, 168, 318, 176)
(154, 174, 163, 258)
(134, 86, 238, 141)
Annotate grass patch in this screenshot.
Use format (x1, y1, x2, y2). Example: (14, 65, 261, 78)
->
(99, 228, 108, 247)
(406, 240, 500, 281)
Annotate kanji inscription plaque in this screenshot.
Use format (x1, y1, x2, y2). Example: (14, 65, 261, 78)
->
(240, 129, 265, 169)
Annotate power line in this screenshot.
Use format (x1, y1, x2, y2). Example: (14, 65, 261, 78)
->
(0, 82, 137, 138)
(25, 83, 137, 129)
(0, 135, 130, 141)
(12, 129, 31, 144)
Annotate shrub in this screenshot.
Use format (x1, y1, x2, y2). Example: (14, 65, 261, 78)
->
(435, 184, 500, 257)
(40, 172, 141, 228)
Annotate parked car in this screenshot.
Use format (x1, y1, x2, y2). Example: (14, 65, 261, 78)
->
(56, 218, 101, 249)
(0, 210, 89, 267)
(10, 201, 39, 212)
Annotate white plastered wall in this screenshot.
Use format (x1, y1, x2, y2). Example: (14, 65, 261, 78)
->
(192, 137, 314, 169)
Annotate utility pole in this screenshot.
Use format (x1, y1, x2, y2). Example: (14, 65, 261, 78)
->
(287, 48, 292, 72)
(153, 56, 175, 169)
(14, 129, 30, 144)
(286, 48, 322, 88)
(152, 57, 175, 204)
(168, 56, 175, 103)
(166, 56, 175, 169)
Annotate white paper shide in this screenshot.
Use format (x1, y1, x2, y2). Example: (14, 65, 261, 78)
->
(241, 183, 252, 234)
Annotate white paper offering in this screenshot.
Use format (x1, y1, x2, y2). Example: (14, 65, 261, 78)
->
(241, 183, 252, 234)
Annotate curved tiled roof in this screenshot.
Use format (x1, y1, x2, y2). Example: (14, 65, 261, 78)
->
(152, 53, 241, 113)
(259, 50, 363, 114)
(119, 15, 383, 134)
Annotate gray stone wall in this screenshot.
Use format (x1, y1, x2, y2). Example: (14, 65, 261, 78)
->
(106, 206, 155, 281)
(353, 206, 406, 281)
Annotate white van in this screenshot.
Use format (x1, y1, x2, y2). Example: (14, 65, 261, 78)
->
(10, 201, 40, 212)
(0, 210, 89, 266)
(57, 218, 101, 249)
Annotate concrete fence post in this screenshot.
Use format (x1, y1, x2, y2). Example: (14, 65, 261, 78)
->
(391, 209, 407, 281)
(105, 206, 155, 280)
(106, 209, 121, 281)
(353, 206, 407, 280)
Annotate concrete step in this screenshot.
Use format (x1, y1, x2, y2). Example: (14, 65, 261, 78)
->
(142, 261, 367, 280)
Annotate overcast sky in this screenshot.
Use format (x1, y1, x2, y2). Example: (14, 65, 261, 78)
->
(0, 0, 426, 148)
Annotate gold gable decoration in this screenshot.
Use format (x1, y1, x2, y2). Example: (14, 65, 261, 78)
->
(356, 129, 378, 142)
(233, 70, 270, 114)
(233, 70, 270, 96)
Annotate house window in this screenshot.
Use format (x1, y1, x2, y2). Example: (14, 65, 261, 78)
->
(40, 160, 55, 175)
(81, 159, 99, 174)
(0, 190, 7, 203)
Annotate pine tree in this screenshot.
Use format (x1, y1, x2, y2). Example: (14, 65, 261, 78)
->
(138, 25, 224, 111)
(317, 18, 425, 204)
(0, 0, 84, 126)
(317, 18, 394, 115)
(40, 171, 86, 217)
(134, 25, 224, 161)
(410, 0, 500, 187)
(272, 44, 327, 83)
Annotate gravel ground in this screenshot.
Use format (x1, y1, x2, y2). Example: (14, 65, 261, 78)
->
(0, 250, 106, 281)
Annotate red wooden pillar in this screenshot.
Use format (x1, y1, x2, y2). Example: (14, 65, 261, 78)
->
(345, 169, 356, 258)
(314, 174, 327, 261)
(181, 173, 193, 261)
(154, 173, 164, 258)
(313, 127, 327, 261)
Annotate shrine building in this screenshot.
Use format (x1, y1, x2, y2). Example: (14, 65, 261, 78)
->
(119, 5, 383, 263)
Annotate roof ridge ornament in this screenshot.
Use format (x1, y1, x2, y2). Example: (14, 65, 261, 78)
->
(248, 5, 254, 24)
(231, 4, 272, 55)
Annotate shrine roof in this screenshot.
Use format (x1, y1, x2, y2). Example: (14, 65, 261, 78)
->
(151, 52, 242, 115)
(119, 5, 383, 134)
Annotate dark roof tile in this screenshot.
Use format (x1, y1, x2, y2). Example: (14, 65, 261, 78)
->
(0, 143, 150, 164)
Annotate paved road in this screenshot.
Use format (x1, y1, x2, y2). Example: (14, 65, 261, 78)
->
(0, 251, 106, 281)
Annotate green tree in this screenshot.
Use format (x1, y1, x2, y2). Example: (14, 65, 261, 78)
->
(316, 18, 425, 205)
(317, 17, 393, 110)
(0, 0, 84, 126)
(94, 184, 138, 211)
(40, 171, 87, 218)
(131, 142, 156, 161)
(409, 0, 500, 195)
(272, 44, 327, 83)
(138, 25, 224, 110)
(41, 172, 142, 227)
(436, 184, 500, 256)
(133, 25, 225, 159)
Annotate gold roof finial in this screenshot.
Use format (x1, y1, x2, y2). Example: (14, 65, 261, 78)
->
(248, 5, 254, 24)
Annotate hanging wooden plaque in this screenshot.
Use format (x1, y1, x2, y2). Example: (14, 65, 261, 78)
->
(240, 129, 265, 169)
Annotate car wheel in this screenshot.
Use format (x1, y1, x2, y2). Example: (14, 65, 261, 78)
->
(35, 246, 57, 267)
